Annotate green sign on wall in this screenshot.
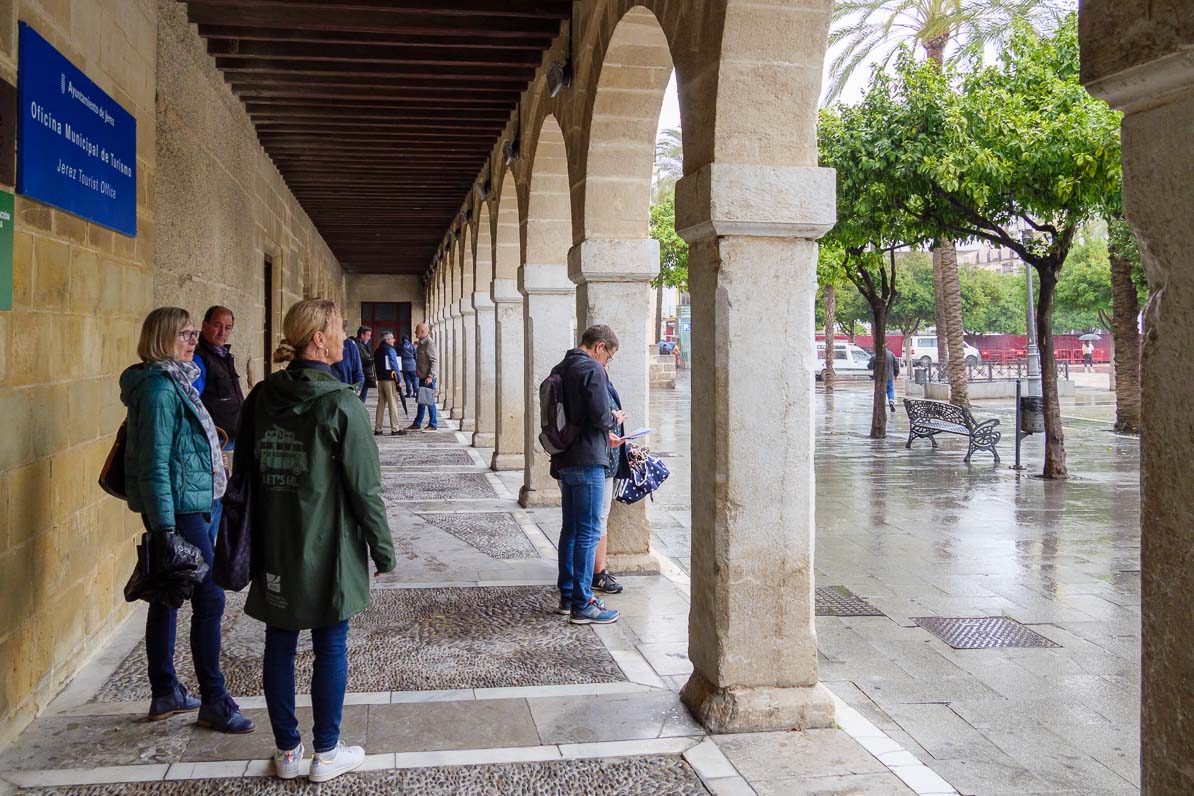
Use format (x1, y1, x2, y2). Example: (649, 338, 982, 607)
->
(0, 191, 12, 311)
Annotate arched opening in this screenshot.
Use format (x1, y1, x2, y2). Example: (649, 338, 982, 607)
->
(472, 202, 498, 447)
(491, 173, 526, 470)
(458, 220, 477, 432)
(519, 115, 577, 506)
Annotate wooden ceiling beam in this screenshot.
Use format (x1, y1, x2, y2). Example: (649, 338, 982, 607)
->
(186, 0, 571, 20)
(215, 57, 536, 81)
(196, 25, 551, 51)
(207, 40, 542, 69)
(186, 5, 564, 38)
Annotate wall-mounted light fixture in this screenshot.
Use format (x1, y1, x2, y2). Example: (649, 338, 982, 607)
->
(547, 9, 574, 98)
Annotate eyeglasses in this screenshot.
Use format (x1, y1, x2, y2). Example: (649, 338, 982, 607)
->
(178, 330, 200, 342)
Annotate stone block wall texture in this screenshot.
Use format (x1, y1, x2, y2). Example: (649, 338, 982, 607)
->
(0, 0, 160, 751)
(344, 274, 426, 337)
(154, 0, 344, 386)
(0, 0, 348, 750)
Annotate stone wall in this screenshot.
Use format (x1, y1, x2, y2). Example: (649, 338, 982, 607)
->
(343, 274, 426, 336)
(154, 0, 344, 385)
(0, 0, 159, 750)
(0, 0, 348, 750)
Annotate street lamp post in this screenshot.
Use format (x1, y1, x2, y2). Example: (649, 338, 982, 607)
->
(1022, 238, 1042, 398)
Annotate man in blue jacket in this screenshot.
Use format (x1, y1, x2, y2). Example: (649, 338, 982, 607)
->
(331, 332, 364, 394)
(549, 325, 625, 625)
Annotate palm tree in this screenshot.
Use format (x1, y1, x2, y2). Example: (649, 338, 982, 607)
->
(826, 0, 1070, 408)
(653, 128, 683, 203)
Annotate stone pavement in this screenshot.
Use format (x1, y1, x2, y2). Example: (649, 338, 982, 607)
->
(0, 408, 954, 795)
(648, 374, 1141, 795)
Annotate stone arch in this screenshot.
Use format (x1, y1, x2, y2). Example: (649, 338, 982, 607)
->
(475, 203, 494, 290)
(523, 114, 573, 269)
(494, 175, 520, 282)
(582, 6, 675, 240)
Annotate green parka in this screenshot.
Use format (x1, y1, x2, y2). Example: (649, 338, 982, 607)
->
(119, 363, 215, 530)
(237, 363, 397, 630)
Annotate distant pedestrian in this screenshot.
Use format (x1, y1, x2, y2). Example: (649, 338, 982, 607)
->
(408, 323, 439, 432)
(1082, 340, 1094, 372)
(399, 335, 418, 398)
(354, 327, 376, 404)
(672, 341, 682, 371)
(193, 306, 244, 551)
(121, 307, 253, 735)
(868, 348, 900, 413)
(372, 332, 402, 435)
(548, 325, 625, 625)
(331, 328, 364, 394)
(241, 298, 396, 783)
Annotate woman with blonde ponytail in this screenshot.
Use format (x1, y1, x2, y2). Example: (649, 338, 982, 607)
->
(234, 298, 396, 783)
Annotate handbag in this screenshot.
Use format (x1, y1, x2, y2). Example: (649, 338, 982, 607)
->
(614, 443, 670, 505)
(417, 385, 435, 406)
(213, 470, 253, 591)
(98, 422, 129, 500)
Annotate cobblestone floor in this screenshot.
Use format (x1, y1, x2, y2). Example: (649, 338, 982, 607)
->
(648, 375, 1142, 795)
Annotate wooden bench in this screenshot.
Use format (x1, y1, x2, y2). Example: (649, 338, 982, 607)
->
(902, 399, 1001, 463)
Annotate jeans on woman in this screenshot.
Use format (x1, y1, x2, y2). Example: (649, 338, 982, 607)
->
(263, 621, 350, 753)
(144, 511, 229, 703)
(402, 370, 418, 397)
(557, 465, 606, 611)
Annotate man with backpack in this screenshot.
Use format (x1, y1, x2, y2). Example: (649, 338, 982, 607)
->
(541, 325, 625, 625)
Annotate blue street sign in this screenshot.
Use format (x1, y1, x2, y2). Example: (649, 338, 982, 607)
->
(17, 22, 136, 236)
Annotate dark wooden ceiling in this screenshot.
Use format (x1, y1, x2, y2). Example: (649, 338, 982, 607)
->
(184, 0, 571, 274)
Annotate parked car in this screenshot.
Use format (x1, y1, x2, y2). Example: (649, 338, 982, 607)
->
(814, 342, 874, 381)
(907, 335, 982, 368)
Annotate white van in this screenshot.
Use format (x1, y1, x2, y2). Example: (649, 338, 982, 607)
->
(907, 336, 982, 367)
(814, 342, 874, 381)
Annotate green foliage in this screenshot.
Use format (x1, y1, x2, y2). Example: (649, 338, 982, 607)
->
(959, 266, 1027, 334)
(653, 128, 683, 202)
(1053, 236, 1111, 331)
(890, 252, 935, 334)
(649, 192, 688, 291)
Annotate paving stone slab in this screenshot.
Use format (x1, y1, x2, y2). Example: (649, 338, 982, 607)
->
(379, 448, 476, 468)
(0, 714, 195, 772)
(383, 473, 496, 501)
(91, 587, 624, 703)
(377, 430, 461, 445)
(14, 756, 708, 795)
(416, 512, 537, 559)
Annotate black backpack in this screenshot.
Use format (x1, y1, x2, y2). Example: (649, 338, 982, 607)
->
(538, 371, 577, 454)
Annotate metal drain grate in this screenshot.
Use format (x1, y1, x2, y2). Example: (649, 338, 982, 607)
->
(913, 617, 1061, 649)
(816, 586, 884, 617)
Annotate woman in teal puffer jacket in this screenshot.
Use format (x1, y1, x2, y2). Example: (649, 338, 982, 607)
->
(119, 306, 253, 734)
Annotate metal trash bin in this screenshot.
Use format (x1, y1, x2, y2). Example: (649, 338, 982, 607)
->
(913, 366, 928, 385)
(1019, 396, 1045, 434)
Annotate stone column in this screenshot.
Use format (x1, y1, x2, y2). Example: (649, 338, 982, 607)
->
(458, 297, 476, 432)
(1080, 10, 1193, 789)
(472, 290, 497, 448)
(450, 303, 464, 419)
(676, 163, 837, 733)
(569, 238, 660, 574)
(517, 264, 575, 506)
(491, 278, 525, 471)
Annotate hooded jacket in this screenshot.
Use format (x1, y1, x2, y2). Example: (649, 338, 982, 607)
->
(548, 348, 616, 478)
(399, 339, 417, 372)
(236, 362, 397, 630)
(120, 363, 215, 530)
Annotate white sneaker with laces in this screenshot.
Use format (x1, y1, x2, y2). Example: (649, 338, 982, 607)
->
(308, 741, 365, 783)
(273, 742, 305, 780)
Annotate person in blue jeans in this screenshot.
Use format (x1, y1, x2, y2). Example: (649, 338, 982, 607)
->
(409, 323, 439, 431)
(119, 306, 253, 734)
(869, 348, 900, 413)
(548, 325, 625, 624)
(399, 335, 419, 398)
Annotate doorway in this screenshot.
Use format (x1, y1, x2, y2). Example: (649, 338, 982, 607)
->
(361, 301, 412, 343)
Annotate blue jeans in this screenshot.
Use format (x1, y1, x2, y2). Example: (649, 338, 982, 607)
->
(144, 512, 228, 703)
(413, 377, 438, 428)
(557, 466, 606, 611)
(402, 370, 418, 396)
(886, 379, 895, 402)
(263, 621, 350, 753)
(359, 385, 369, 404)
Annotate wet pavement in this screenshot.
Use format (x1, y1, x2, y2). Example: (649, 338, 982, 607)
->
(647, 374, 1142, 795)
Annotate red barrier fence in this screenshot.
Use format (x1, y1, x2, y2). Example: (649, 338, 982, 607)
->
(816, 332, 1111, 363)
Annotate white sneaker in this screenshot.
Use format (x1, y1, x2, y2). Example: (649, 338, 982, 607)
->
(308, 741, 365, 783)
(273, 742, 305, 780)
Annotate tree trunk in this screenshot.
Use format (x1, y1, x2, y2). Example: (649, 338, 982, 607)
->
(1036, 266, 1068, 478)
(654, 282, 664, 344)
(938, 241, 969, 407)
(1109, 241, 1141, 433)
(870, 309, 889, 439)
(931, 247, 949, 366)
(824, 284, 837, 393)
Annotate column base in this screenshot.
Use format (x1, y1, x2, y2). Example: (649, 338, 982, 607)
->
(472, 432, 496, 448)
(519, 484, 561, 507)
(605, 552, 660, 575)
(491, 452, 524, 471)
(461, 417, 476, 432)
(680, 670, 835, 734)
(451, 408, 464, 420)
